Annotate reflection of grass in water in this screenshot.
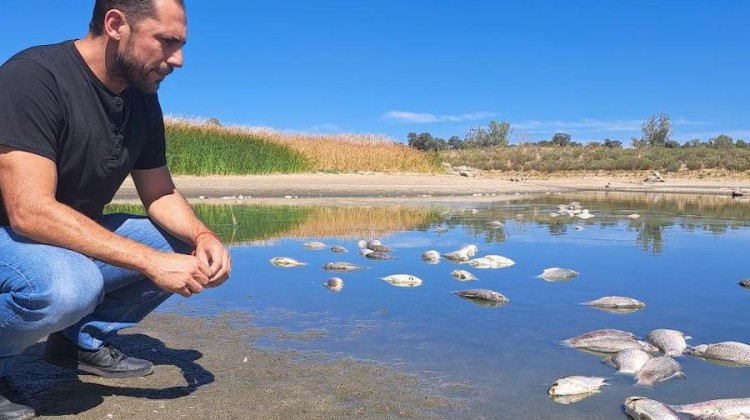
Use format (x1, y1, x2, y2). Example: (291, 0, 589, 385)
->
(105, 204, 441, 244)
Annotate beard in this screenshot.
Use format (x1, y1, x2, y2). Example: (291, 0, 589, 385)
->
(111, 39, 173, 94)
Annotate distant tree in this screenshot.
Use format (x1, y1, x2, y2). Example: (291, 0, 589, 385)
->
(683, 138, 703, 148)
(664, 139, 680, 148)
(206, 117, 222, 126)
(736, 139, 748, 148)
(603, 138, 623, 148)
(708, 134, 734, 148)
(535, 140, 552, 146)
(588, 141, 602, 148)
(447, 136, 463, 149)
(465, 120, 512, 148)
(640, 113, 672, 147)
(407, 132, 446, 151)
(631, 136, 646, 148)
(551, 132, 572, 147)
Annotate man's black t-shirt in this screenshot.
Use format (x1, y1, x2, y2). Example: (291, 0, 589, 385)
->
(0, 40, 167, 226)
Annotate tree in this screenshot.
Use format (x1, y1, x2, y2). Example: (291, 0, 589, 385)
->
(736, 139, 748, 148)
(708, 134, 734, 148)
(407, 132, 446, 151)
(551, 132, 571, 147)
(465, 120, 512, 148)
(447, 136, 463, 149)
(603, 138, 623, 148)
(683, 138, 703, 148)
(640, 113, 672, 147)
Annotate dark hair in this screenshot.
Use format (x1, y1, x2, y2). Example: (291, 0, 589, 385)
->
(89, 0, 185, 36)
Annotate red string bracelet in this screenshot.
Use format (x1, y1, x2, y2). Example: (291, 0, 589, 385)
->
(193, 230, 218, 245)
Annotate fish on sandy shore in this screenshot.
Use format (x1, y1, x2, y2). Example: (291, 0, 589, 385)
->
(604, 348, 652, 375)
(323, 262, 366, 272)
(583, 296, 646, 309)
(624, 396, 683, 420)
(635, 356, 685, 386)
(647, 329, 691, 356)
(421, 250, 441, 263)
(382, 274, 422, 288)
(467, 255, 515, 269)
(687, 341, 750, 366)
(324, 277, 344, 292)
(303, 241, 327, 249)
(548, 375, 609, 396)
(451, 270, 478, 281)
(671, 397, 750, 418)
(330, 245, 348, 253)
(269, 257, 307, 267)
(538, 267, 579, 282)
(452, 289, 508, 304)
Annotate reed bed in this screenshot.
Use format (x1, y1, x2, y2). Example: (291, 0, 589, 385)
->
(165, 117, 440, 174)
(440, 145, 750, 173)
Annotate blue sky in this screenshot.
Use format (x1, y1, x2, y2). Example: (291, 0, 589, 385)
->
(2, 1, 749, 144)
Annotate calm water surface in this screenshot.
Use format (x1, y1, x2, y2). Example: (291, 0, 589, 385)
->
(157, 193, 750, 419)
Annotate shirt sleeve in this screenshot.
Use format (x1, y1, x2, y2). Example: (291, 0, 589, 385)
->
(0, 58, 62, 161)
(133, 94, 167, 170)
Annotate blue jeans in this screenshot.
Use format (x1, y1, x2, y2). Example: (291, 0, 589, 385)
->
(0, 213, 192, 377)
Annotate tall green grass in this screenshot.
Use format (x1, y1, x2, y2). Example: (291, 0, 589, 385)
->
(165, 124, 312, 175)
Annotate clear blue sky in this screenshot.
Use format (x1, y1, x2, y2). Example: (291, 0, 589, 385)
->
(2, 1, 749, 144)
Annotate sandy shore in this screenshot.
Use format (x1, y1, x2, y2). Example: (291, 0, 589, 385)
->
(114, 172, 750, 206)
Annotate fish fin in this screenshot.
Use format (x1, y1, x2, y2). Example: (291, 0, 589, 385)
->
(684, 335, 692, 340)
(559, 340, 574, 348)
(601, 357, 615, 367)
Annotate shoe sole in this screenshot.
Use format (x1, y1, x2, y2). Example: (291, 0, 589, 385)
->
(43, 354, 154, 379)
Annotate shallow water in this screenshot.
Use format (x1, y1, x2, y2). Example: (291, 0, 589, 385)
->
(158, 193, 750, 419)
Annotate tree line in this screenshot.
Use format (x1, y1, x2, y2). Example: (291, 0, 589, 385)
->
(407, 113, 747, 151)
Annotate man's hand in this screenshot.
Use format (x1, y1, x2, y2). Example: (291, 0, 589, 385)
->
(194, 234, 231, 288)
(147, 252, 213, 297)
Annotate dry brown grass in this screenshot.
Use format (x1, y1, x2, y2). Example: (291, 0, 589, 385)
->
(166, 117, 440, 173)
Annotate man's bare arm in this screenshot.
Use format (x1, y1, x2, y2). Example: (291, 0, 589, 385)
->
(131, 166, 231, 287)
(0, 146, 211, 296)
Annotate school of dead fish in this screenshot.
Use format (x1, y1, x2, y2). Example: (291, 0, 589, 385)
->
(269, 202, 750, 418)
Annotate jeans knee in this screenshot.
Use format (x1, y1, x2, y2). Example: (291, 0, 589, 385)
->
(33, 257, 104, 326)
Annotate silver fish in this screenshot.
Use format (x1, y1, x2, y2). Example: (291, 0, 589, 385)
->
(467, 255, 515, 269)
(359, 248, 373, 256)
(323, 262, 366, 272)
(434, 226, 448, 235)
(583, 296, 646, 309)
(647, 329, 691, 356)
(453, 289, 508, 303)
(635, 356, 686, 386)
(356, 239, 367, 249)
(487, 220, 504, 228)
(624, 396, 683, 420)
(572, 338, 659, 355)
(366, 243, 391, 253)
(604, 348, 652, 375)
(548, 375, 609, 396)
(365, 252, 396, 260)
(550, 392, 599, 405)
(365, 239, 382, 247)
(688, 341, 750, 367)
(324, 277, 344, 292)
(382, 274, 422, 288)
(563, 329, 640, 348)
(538, 267, 579, 282)
(303, 241, 327, 249)
(269, 257, 307, 267)
(451, 269, 478, 281)
(330, 245, 348, 253)
(421, 250, 441, 263)
(672, 397, 750, 419)
(627, 213, 641, 219)
(739, 279, 750, 289)
(443, 245, 478, 262)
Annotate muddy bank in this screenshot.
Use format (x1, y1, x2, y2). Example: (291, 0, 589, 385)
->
(14, 312, 469, 419)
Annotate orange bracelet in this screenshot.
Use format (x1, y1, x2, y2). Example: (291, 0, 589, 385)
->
(193, 230, 218, 245)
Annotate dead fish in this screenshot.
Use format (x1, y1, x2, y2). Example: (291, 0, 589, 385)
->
(451, 269, 478, 281)
(739, 279, 750, 289)
(434, 226, 448, 234)
(583, 296, 646, 309)
(365, 239, 382, 247)
(627, 214, 641, 219)
(359, 248, 374, 256)
(548, 375, 609, 396)
(563, 329, 640, 348)
(538, 267, 579, 282)
(571, 338, 659, 355)
(443, 245, 478, 262)
(269, 257, 306, 267)
(576, 210, 594, 219)
(367, 243, 391, 253)
(323, 262, 366, 272)
(421, 250, 441, 263)
(672, 397, 750, 419)
(357, 239, 367, 249)
(635, 356, 686, 386)
(687, 341, 750, 367)
(330, 245, 348, 253)
(467, 255, 515, 269)
(324, 277, 344, 292)
(303, 241, 327, 249)
(604, 348, 652, 375)
(487, 220, 504, 228)
(647, 329, 691, 356)
(550, 392, 599, 405)
(365, 252, 397, 260)
(624, 396, 683, 420)
(452, 289, 508, 304)
(382, 274, 422, 288)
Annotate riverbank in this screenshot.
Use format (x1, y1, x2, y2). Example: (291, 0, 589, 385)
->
(114, 172, 750, 206)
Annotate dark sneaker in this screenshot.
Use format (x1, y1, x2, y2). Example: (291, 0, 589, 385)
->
(0, 377, 35, 420)
(42, 332, 153, 378)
